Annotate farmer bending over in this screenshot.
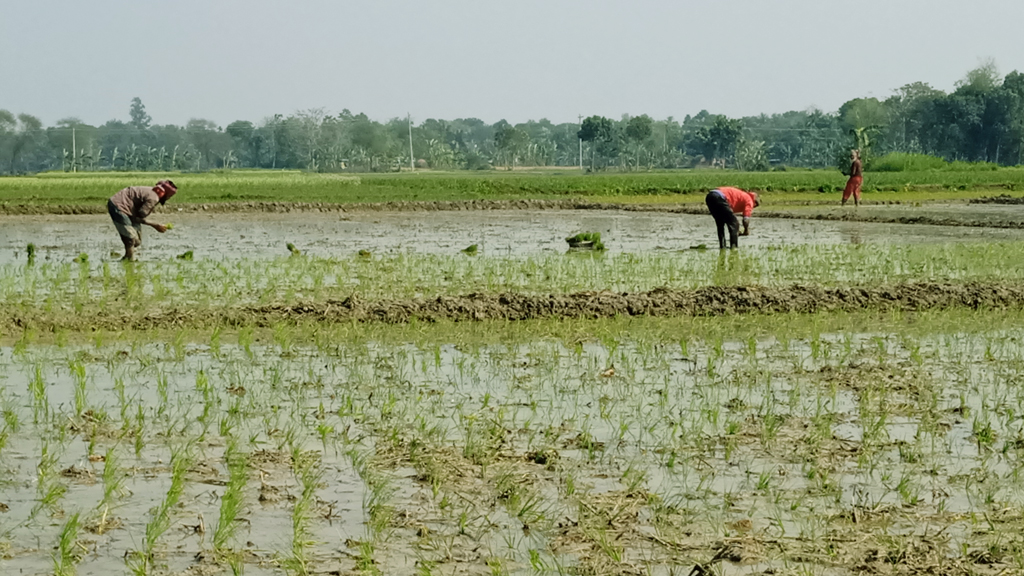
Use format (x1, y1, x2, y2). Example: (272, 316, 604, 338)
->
(704, 186, 759, 249)
(107, 180, 177, 260)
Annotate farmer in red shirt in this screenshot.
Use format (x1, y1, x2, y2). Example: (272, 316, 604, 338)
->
(107, 180, 177, 260)
(704, 186, 759, 249)
(842, 149, 863, 206)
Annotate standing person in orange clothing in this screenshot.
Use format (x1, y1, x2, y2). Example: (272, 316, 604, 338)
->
(704, 186, 760, 249)
(842, 149, 863, 206)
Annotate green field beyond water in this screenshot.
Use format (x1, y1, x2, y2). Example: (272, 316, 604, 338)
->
(2, 168, 1024, 209)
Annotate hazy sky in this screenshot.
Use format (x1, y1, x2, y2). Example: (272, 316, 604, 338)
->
(3, 0, 1024, 127)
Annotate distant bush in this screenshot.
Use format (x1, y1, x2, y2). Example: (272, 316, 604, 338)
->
(872, 153, 1002, 172)
(871, 153, 947, 172)
(947, 160, 1000, 171)
(462, 150, 492, 171)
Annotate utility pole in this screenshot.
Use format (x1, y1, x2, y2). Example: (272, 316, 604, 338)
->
(71, 127, 77, 173)
(578, 114, 583, 171)
(408, 114, 415, 170)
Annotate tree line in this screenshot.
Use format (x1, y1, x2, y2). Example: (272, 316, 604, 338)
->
(2, 64, 1023, 175)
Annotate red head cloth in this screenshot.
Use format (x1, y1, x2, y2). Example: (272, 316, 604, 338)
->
(156, 180, 177, 203)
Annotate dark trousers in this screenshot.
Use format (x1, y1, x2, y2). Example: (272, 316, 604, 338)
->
(705, 191, 739, 249)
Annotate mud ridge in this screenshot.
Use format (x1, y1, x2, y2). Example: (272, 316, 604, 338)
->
(6, 281, 1024, 332)
(3, 198, 1023, 228)
(247, 281, 1024, 323)
(971, 194, 1024, 205)
(0, 199, 599, 216)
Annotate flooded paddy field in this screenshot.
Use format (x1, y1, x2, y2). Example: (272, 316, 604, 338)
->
(4, 208, 1024, 266)
(3, 206, 1024, 575)
(3, 312, 1024, 575)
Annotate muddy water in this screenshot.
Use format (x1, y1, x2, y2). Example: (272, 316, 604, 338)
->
(3, 208, 1024, 265)
(0, 346, 366, 576)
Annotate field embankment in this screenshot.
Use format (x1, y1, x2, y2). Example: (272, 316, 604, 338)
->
(2, 168, 1024, 214)
(5, 281, 1024, 332)
(7, 196, 1024, 230)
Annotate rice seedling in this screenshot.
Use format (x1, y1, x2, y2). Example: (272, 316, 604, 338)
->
(68, 359, 87, 417)
(226, 550, 245, 576)
(355, 539, 380, 575)
(280, 445, 323, 576)
(126, 444, 193, 575)
(195, 369, 218, 437)
(33, 443, 67, 518)
(354, 457, 396, 538)
(28, 363, 48, 424)
(132, 403, 146, 458)
(52, 512, 80, 576)
(92, 447, 126, 534)
(213, 438, 249, 553)
(209, 326, 222, 357)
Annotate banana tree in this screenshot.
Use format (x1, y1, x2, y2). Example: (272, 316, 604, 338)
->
(223, 149, 239, 169)
(123, 144, 140, 171)
(426, 139, 457, 169)
(79, 148, 94, 171)
(157, 146, 169, 171)
(91, 146, 105, 171)
(735, 139, 770, 171)
(145, 146, 159, 171)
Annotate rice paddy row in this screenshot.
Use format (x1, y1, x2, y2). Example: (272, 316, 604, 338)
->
(3, 309, 1024, 574)
(4, 242, 1024, 324)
